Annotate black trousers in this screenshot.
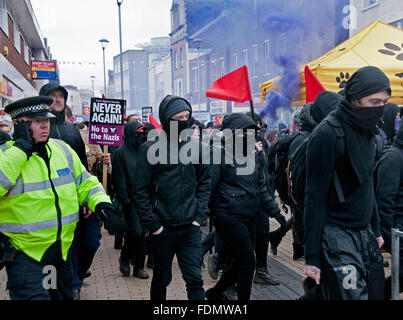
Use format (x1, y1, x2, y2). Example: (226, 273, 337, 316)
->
(150, 224, 204, 300)
(320, 224, 385, 300)
(255, 210, 269, 269)
(120, 205, 146, 270)
(5, 242, 73, 300)
(213, 212, 257, 301)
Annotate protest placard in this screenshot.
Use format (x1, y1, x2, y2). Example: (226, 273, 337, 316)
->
(88, 97, 126, 146)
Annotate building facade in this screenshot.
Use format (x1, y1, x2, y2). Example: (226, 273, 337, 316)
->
(113, 49, 148, 116)
(178, 0, 349, 124)
(0, 0, 52, 110)
(349, 0, 403, 36)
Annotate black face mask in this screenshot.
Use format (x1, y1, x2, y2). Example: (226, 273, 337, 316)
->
(170, 118, 191, 134)
(340, 100, 386, 133)
(134, 133, 147, 150)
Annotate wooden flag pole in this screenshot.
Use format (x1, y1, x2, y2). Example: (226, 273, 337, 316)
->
(102, 145, 108, 194)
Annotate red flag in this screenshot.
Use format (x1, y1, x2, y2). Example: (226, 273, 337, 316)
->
(304, 65, 326, 103)
(215, 114, 222, 125)
(148, 114, 162, 133)
(102, 94, 106, 99)
(206, 65, 252, 103)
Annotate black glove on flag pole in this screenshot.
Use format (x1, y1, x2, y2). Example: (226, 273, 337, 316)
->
(206, 65, 255, 121)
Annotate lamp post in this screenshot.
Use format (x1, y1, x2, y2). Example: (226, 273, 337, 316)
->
(193, 38, 202, 119)
(117, 0, 124, 100)
(90, 75, 96, 96)
(99, 39, 109, 96)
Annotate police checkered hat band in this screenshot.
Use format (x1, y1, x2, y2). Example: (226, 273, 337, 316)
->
(9, 103, 50, 119)
(5, 96, 55, 119)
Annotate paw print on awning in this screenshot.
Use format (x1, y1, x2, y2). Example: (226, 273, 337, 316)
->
(378, 43, 403, 61)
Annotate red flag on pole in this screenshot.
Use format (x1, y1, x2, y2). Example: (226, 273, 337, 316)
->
(148, 114, 162, 133)
(304, 65, 326, 103)
(206, 65, 252, 103)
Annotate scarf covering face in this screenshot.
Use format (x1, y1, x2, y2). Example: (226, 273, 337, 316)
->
(334, 66, 391, 185)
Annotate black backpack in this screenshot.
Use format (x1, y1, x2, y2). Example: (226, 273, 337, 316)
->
(287, 114, 346, 209)
(268, 132, 300, 206)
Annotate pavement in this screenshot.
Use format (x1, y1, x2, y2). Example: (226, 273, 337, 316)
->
(0, 206, 399, 300)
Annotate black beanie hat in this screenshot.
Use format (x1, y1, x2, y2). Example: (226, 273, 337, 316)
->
(344, 66, 391, 102)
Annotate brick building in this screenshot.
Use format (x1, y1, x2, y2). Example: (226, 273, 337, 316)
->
(0, 0, 52, 110)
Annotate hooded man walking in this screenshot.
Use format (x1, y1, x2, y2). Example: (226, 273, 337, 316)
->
(304, 66, 390, 300)
(112, 121, 149, 279)
(134, 95, 210, 300)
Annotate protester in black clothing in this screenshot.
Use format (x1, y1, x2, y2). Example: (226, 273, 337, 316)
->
(112, 121, 149, 279)
(206, 113, 286, 301)
(304, 66, 389, 300)
(247, 112, 280, 285)
(270, 92, 342, 260)
(376, 121, 403, 299)
(134, 95, 210, 300)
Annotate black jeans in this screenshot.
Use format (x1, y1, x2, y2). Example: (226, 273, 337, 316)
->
(255, 210, 269, 269)
(120, 205, 146, 270)
(121, 235, 147, 270)
(151, 224, 204, 300)
(213, 212, 257, 301)
(5, 242, 73, 300)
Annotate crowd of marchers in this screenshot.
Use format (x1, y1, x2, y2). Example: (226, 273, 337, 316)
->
(0, 65, 402, 301)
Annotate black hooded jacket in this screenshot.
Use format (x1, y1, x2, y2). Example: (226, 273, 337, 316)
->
(112, 121, 146, 208)
(133, 97, 211, 232)
(48, 108, 88, 170)
(304, 67, 387, 268)
(288, 92, 341, 158)
(376, 121, 403, 243)
(209, 113, 280, 219)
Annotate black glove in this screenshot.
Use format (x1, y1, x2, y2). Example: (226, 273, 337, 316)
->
(274, 213, 287, 233)
(95, 203, 123, 234)
(13, 120, 34, 157)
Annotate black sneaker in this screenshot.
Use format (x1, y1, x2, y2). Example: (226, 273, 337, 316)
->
(133, 269, 149, 279)
(293, 244, 305, 261)
(223, 286, 238, 300)
(253, 267, 280, 285)
(119, 257, 130, 277)
(205, 287, 224, 301)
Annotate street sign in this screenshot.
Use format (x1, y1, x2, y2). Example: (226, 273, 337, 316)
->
(88, 97, 125, 146)
(31, 61, 57, 80)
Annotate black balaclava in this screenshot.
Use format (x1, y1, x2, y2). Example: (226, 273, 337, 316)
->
(222, 113, 257, 156)
(340, 66, 391, 133)
(335, 66, 391, 184)
(123, 121, 147, 151)
(158, 95, 192, 135)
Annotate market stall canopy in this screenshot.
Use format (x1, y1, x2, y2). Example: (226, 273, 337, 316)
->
(261, 21, 403, 105)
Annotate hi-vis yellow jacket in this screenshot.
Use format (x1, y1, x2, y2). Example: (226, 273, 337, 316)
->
(0, 139, 111, 262)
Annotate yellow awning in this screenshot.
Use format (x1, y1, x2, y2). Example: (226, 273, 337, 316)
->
(261, 21, 403, 105)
